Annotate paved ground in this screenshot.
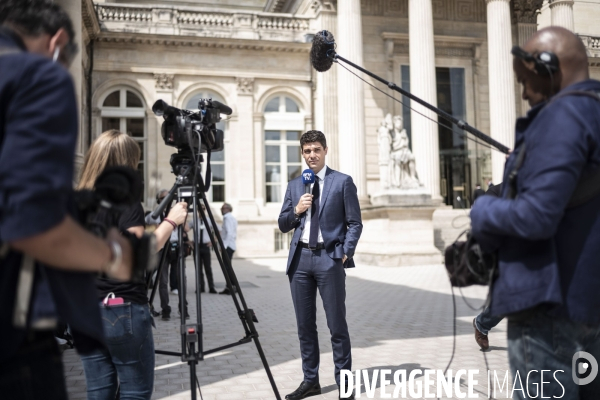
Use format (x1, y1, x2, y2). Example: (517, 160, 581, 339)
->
(63, 256, 512, 399)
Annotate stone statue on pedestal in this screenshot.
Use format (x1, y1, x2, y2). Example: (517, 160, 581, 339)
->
(378, 113, 422, 190)
(377, 114, 393, 189)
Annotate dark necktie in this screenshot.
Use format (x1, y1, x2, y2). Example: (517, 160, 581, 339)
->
(309, 176, 320, 248)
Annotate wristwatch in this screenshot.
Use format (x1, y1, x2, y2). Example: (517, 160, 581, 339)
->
(293, 206, 301, 219)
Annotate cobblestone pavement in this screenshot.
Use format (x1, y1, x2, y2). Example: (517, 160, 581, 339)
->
(63, 256, 511, 399)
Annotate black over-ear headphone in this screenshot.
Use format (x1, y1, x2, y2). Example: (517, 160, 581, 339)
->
(511, 45, 560, 76)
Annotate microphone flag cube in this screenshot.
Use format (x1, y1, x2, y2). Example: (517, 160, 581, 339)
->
(302, 169, 315, 185)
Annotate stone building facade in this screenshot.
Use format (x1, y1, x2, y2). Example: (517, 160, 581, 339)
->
(57, 0, 600, 257)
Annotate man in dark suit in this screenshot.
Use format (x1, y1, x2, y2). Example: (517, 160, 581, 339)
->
(472, 183, 485, 203)
(278, 130, 362, 400)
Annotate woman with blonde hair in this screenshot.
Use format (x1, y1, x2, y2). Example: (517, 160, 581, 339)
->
(78, 129, 187, 400)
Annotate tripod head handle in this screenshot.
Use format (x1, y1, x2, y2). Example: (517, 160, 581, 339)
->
(151, 185, 178, 219)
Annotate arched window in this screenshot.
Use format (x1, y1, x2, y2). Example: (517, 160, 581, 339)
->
(100, 88, 146, 200)
(185, 91, 227, 202)
(264, 95, 304, 203)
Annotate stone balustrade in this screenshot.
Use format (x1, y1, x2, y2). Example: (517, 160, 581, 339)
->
(580, 35, 600, 58)
(97, 5, 152, 22)
(95, 3, 311, 42)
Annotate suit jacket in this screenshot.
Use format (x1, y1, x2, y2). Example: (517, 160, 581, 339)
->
(278, 167, 363, 274)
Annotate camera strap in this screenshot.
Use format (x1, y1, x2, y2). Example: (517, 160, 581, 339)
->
(0, 242, 36, 328)
(204, 149, 212, 192)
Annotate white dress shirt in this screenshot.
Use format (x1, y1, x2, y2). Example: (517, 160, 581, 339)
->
(300, 165, 326, 243)
(221, 212, 237, 251)
(189, 219, 211, 244)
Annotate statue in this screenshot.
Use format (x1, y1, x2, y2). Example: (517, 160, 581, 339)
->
(377, 114, 393, 189)
(377, 113, 422, 190)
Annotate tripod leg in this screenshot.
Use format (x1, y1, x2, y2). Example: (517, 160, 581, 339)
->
(192, 186, 282, 400)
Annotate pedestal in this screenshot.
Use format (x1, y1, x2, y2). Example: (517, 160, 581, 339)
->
(356, 205, 443, 267)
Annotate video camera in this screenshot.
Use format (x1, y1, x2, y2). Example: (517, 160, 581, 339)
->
(73, 166, 156, 283)
(152, 99, 232, 153)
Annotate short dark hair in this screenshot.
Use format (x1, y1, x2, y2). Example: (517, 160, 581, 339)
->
(300, 130, 327, 149)
(0, 0, 75, 44)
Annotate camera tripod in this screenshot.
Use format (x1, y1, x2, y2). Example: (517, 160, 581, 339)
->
(147, 153, 281, 400)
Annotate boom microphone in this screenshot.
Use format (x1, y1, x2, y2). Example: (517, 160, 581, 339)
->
(307, 30, 510, 154)
(310, 30, 336, 72)
(212, 100, 233, 116)
(301, 169, 315, 195)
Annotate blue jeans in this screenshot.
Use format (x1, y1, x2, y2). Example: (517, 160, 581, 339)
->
(475, 305, 504, 335)
(507, 310, 600, 399)
(81, 303, 155, 400)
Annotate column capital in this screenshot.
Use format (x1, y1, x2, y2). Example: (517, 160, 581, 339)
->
(549, 0, 574, 7)
(513, 0, 544, 24)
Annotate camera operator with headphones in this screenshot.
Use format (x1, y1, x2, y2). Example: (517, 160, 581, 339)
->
(470, 27, 600, 398)
(0, 1, 134, 399)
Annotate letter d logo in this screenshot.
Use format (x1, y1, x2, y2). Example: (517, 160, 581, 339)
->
(572, 351, 598, 385)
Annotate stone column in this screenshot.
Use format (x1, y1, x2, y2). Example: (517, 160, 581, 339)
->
(314, 2, 339, 170)
(232, 78, 259, 217)
(336, 0, 368, 201)
(550, 0, 575, 31)
(486, 0, 516, 185)
(56, 0, 83, 155)
(409, 0, 440, 199)
(513, 0, 544, 116)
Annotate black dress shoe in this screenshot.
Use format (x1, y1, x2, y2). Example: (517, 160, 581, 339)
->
(209, 288, 218, 294)
(285, 381, 321, 400)
(219, 287, 231, 295)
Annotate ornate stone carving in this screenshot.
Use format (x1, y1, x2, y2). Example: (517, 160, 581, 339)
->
(580, 35, 600, 59)
(236, 77, 254, 95)
(513, 0, 544, 24)
(154, 73, 174, 90)
(378, 113, 421, 190)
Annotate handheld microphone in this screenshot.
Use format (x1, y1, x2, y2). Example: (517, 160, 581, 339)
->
(301, 169, 315, 195)
(310, 30, 336, 72)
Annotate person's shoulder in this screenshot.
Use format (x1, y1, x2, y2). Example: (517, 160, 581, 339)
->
(7, 51, 71, 86)
(326, 168, 352, 183)
(551, 81, 600, 110)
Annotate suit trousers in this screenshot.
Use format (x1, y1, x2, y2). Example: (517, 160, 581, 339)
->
(197, 244, 215, 291)
(288, 247, 351, 386)
(159, 244, 183, 313)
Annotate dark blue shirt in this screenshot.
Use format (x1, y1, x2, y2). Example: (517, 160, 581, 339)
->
(471, 79, 600, 324)
(0, 29, 103, 361)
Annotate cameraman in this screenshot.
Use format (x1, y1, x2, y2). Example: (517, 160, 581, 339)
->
(0, 1, 133, 399)
(471, 27, 600, 398)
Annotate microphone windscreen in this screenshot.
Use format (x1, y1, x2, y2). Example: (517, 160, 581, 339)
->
(310, 30, 336, 72)
(95, 166, 143, 205)
(212, 100, 233, 116)
(301, 169, 315, 185)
